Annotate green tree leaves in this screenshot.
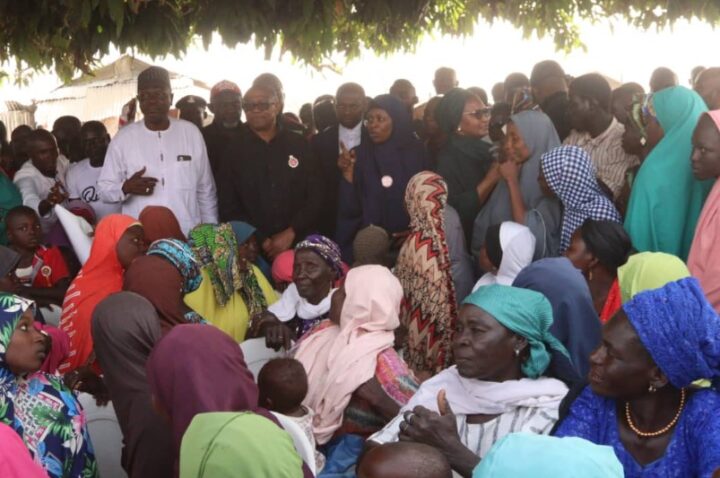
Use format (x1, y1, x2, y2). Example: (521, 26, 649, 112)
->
(0, 1, 717, 81)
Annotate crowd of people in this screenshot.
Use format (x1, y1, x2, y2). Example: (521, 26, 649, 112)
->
(0, 59, 720, 477)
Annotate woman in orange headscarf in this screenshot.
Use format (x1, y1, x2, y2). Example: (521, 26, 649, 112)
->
(59, 214, 147, 373)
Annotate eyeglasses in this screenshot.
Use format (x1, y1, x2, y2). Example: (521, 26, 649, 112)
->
(463, 108, 492, 120)
(242, 101, 277, 112)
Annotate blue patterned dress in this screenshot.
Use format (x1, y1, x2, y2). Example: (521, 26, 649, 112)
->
(554, 386, 720, 477)
(0, 294, 97, 478)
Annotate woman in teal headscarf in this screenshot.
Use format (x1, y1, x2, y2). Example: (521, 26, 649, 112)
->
(624, 86, 713, 260)
(0, 171, 22, 245)
(368, 285, 576, 477)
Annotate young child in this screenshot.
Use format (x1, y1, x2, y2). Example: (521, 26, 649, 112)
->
(6, 205, 71, 325)
(257, 357, 325, 472)
(357, 442, 452, 478)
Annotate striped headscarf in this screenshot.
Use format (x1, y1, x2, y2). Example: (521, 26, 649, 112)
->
(541, 145, 622, 253)
(395, 171, 458, 373)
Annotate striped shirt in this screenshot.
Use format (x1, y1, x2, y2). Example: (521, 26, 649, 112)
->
(369, 404, 559, 459)
(564, 118, 639, 199)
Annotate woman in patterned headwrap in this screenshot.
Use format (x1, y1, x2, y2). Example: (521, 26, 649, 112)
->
(0, 293, 97, 478)
(254, 234, 345, 350)
(184, 223, 277, 342)
(395, 171, 459, 375)
(540, 145, 622, 254)
(123, 238, 206, 332)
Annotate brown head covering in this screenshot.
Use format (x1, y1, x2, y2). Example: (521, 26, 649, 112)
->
(139, 206, 186, 243)
(145, 324, 278, 464)
(123, 255, 196, 332)
(91, 292, 173, 478)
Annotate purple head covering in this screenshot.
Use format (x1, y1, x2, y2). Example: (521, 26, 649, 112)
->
(295, 234, 344, 279)
(624, 277, 720, 388)
(145, 324, 275, 460)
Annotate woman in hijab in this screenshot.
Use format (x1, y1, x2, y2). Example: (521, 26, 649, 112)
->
(435, 88, 494, 243)
(554, 278, 720, 477)
(92, 292, 174, 478)
(473, 221, 536, 290)
(369, 285, 573, 477)
(0, 294, 97, 478)
(625, 86, 713, 260)
(688, 110, 720, 313)
(124, 238, 205, 332)
(617, 251, 690, 304)
(138, 206, 186, 244)
(272, 249, 295, 291)
(295, 265, 418, 473)
(180, 412, 304, 478)
(255, 234, 344, 350)
(184, 223, 276, 342)
(395, 172, 461, 375)
(59, 214, 146, 374)
(336, 94, 428, 262)
(146, 324, 313, 477)
(513, 257, 601, 378)
(565, 219, 633, 322)
(472, 109, 562, 259)
(540, 145, 622, 254)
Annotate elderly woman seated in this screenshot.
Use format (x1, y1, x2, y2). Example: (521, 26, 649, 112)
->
(253, 235, 345, 350)
(366, 285, 577, 477)
(554, 277, 720, 477)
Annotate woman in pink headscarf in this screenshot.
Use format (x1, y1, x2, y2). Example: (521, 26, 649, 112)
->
(688, 110, 720, 312)
(294, 265, 418, 474)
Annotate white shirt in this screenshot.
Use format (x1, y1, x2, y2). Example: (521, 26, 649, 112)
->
(13, 154, 70, 233)
(66, 158, 121, 221)
(338, 122, 363, 152)
(268, 283, 335, 322)
(98, 118, 217, 234)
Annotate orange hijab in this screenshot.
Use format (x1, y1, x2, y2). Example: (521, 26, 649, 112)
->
(59, 214, 141, 373)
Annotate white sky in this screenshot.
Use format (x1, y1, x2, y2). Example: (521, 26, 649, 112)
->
(0, 17, 717, 114)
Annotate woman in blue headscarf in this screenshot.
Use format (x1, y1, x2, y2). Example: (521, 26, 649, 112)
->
(336, 94, 428, 262)
(554, 277, 720, 477)
(0, 294, 97, 477)
(625, 86, 713, 260)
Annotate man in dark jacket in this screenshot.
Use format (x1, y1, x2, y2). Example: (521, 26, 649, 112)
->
(310, 83, 369, 238)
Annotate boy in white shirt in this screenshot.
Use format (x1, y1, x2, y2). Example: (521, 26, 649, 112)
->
(65, 121, 121, 222)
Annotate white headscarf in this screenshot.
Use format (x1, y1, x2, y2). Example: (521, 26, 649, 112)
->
(473, 222, 536, 291)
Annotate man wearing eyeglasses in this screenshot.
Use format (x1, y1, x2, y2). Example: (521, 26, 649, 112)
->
(98, 65, 218, 235)
(218, 85, 323, 259)
(311, 82, 369, 238)
(202, 80, 243, 179)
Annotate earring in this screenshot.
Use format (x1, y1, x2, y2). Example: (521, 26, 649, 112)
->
(648, 384, 656, 393)
(514, 348, 520, 357)
(588, 269, 594, 281)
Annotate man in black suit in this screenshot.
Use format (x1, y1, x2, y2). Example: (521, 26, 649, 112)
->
(311, 83, 369, 238)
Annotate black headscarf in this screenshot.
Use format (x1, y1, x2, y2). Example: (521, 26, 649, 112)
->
(580, 219, 633, 272)
(435, 88, 475, 134)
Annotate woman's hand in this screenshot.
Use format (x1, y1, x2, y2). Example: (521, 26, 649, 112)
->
(399, 390, 480, 478)
(498, 158, 520, 182)
(398, 391, 461, 451)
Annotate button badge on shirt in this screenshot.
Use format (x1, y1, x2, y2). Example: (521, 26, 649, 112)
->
(288, 155, 300, 169)
(381, 175, 394, 188)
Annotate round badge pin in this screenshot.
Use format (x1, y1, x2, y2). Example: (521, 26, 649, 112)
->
(288, 155, 299, 169)
(381, 175, 394, 188)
